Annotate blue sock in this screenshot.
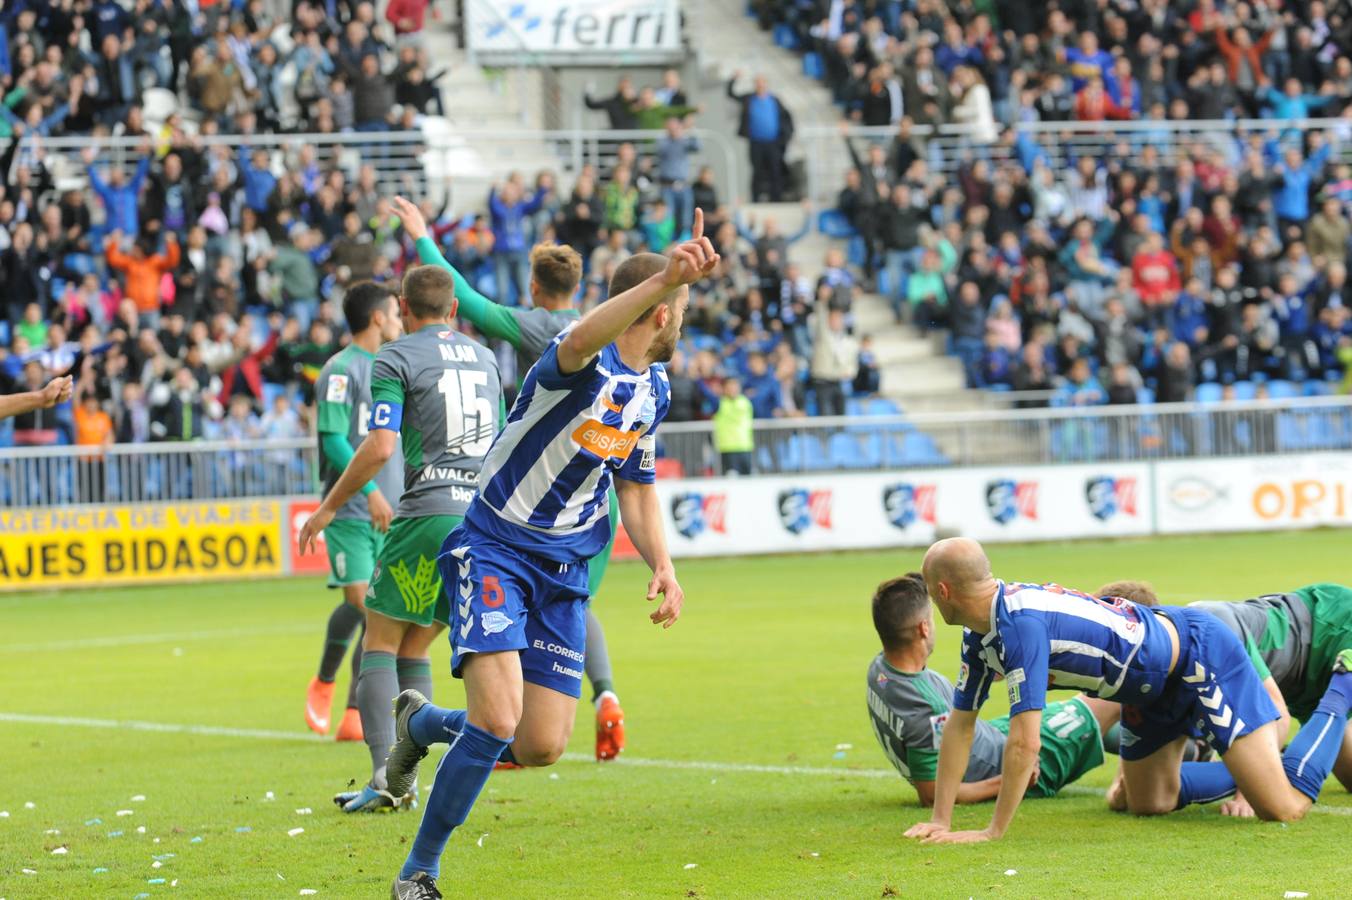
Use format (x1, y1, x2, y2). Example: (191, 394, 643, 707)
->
(1174, 761, 1236, 808)
(1282, 671, 1352, 800)
(408, 703, 467, 748)
(400, 723, 510, 881)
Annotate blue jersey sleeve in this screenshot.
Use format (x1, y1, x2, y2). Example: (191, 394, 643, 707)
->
(615, 373, 669, 484)
(533, 332, 601, 392)
(952, 629, 995, 712)
(999, 612, 1050, 716)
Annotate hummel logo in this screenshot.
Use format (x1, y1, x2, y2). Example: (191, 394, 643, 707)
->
(1199, 687, 1225, 711)
(1182, 662, 1207, 684)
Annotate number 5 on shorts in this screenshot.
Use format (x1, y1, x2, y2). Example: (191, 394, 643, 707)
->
(482, 575, 504, 608)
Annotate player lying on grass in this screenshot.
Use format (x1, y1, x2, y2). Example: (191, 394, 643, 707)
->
(0, 375, 71, 420)
(903, 538, 1352, 845)
(869, 573, 1119, 805)
(379, 213, 719, 900)
(304, 283, 406, 743)
(298, 266, 505, 813)
(392, 196, 627, 762)
(1099, 579, 1352, 813)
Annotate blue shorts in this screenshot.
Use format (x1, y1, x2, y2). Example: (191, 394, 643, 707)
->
(437, 523, 590, 698)
(1119, 607, 1281, 761)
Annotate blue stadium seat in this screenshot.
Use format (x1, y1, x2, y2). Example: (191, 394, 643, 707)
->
(866, 397, 901, 416)
(772, 23, 799, 49)
(816, 209, 857, 238)
(1194, 383, 1223, 404)
(1232, 381, 1257, 401)
(827, 432, 860, 469)
(986, 383, 1012, 392)
(802, 51, 824, 80)
(802, 435, 832, 471)
(1304, 379, 1332, 396)
(1136, 387, 1155, 405)
(262, 383, 286, 409)
(847, 234, 868, 267)
(1267, 380, 1300, 400)
(845, 399, 864, 417)
(1277, 412, 1307, 450)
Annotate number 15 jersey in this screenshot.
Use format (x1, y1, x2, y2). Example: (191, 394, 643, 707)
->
(369, 324, 504, 519)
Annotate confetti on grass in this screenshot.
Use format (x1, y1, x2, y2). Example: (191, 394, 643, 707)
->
(476, 833, 488, 848)
(116, 810, 134, 817)
(294, 808, 312, 816)
(300, 891, 318, 896)
(84, 818, 101, 826)
(684, 863, 698, 870)
(50, 847, 67, 856)
(21, 868, 37, 875)
(190, 837, 203, 844)
(287, 828, 305, 837)
(235, 827, 252, 834)
(108, 831, 123, 838)
(131, 795, 146, 802)
(92, 868, 108, 874)
(23, 802, 35, 810)
(1285, 893, 1309, 899)
(135, 826, 146, 834)
(1005, 870, 1018, 876)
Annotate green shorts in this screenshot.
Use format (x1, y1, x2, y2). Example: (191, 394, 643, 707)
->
(1292, 584, 1352, 721)
(366, 515, 462, 627)
(993, 697, 1105, 799)
(324, 518, 384, 587)
(585, 490, 620, 598)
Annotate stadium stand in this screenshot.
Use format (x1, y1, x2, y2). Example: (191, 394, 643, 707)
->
(749, 0, 1352, 411)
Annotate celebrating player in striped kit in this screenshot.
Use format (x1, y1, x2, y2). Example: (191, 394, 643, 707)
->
(380, 211, 719, 900)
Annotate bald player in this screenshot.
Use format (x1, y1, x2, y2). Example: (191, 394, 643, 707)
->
(868, 573, 1119, 807)
(903, 538, 1352, 845)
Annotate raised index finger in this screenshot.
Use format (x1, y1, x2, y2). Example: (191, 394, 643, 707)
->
(691, 206, 704, 241)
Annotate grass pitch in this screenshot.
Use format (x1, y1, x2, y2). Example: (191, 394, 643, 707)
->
(3, 530, 1352, 898)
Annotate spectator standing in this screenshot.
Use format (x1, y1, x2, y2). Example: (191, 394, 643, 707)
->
(488, 180, 550, 306)
(105, 232, 181, 329)
(810, 306, 859, 417)
(713, 376, 754, 476)
(728, 72, 795, 202)
(656, 117, 701, 237)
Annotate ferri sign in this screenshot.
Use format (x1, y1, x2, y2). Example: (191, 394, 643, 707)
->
(466, 0, 682, 65)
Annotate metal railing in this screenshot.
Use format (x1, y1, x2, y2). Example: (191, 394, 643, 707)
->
(4, 398, 1351, 507)
(34, 125, 743, 211)
(0, 438, 317, 509)
(797, 116, 1352, 206)
(655, 395, 1352, 477)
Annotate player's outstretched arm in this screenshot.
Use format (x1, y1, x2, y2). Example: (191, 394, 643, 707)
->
(615, 477, 683, 628)
(928, 708, 1042, 844)
(0, 376, 72, 420)
(906, 708, 977, 839)
(298, 429, 398, 553)
(556, 207, 719, 374)
(391, 195, 524, 346)
(914, 776, 1005, 807)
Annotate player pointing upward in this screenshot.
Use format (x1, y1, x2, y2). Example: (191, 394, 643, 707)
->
(392, 196, 629, 761)
(905, 537, 1352, 845)
(381, 210, 719, 900)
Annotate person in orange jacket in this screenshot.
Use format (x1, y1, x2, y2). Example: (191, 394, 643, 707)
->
(105, 230, 180, 328)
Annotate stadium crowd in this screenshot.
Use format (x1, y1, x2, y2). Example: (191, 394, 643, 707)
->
(759, 0, 1352, 404)
(0, 1, 871, 460)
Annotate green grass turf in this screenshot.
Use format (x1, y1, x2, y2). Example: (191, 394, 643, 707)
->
(3, 530, 1352, 898)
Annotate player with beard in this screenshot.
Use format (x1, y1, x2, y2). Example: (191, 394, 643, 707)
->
(379, 212, 719, 899)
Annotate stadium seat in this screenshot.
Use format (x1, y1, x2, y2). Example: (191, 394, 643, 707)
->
(772, 23, 799, 49)
(866, 397, 901, 416)
(1232, 381, 1257, 401)
(1304, 380, 1332, 396)
(1267, 380, 1300, 400)
(1194, 383, 1223, 404)
(802, 52, 824, 80)
(847, 234, 867, 267)
(1136, 387, 1155, 405)
(816, 210, 857, 238)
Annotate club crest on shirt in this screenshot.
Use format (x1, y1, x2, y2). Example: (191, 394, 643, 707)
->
(481, 610, 514, 636)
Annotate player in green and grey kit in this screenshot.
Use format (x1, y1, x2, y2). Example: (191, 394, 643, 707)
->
(299, 265, 504, 811)
(304, 283, 406, 742)
(392, 196, 628, 761)
(1100, 580, 1352, 805)
(868, 574, 1120, 805)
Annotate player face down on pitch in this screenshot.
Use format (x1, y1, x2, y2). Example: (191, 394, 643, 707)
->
(381, 210, 719, 900)
(903, 538, 1352, 845)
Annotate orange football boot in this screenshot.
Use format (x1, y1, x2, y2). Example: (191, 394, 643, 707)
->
(304, 677, 334, 735)
(595, 693, 625, 761)
(335, 707, 364, 742)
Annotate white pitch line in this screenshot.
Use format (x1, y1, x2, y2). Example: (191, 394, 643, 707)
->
(1, 712, 1349, 816)
(0, 623, 319, 653)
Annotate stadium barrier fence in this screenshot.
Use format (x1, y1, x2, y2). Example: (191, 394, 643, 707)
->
(797, 116, 1352, 206)
(2, 397, 1349, 589)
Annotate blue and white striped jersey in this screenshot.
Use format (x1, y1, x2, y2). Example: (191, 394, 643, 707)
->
(953, 582, 1175, 716)
(464, 326, 669, 563)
